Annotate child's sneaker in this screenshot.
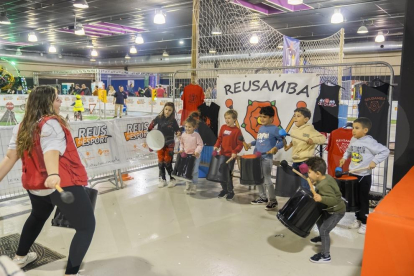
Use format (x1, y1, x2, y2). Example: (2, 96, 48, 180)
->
(158, 179, 167, 188)
(358, 224, 366, 234)
(13, 252, 37, 268)
(309, 253, 331, 263)
(184, 182, 191, 194)
(226, 192, 235, 200)
(189, 185, 197, 195)
(348, 220, 361, 229)
(250, 197, 268, 205)
(217, 190, 227, 198)
(265, 201, 278, 210)
(167, 177, 176, 188)
(310, 236, 322, 245)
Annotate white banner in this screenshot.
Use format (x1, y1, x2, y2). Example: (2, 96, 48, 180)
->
(0, 116, 157, 199)
(217, 73, 320, 160)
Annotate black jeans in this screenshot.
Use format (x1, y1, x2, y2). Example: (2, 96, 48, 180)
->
(316, 212, 345, 256)
(17, 186, 95, 274)
(351, 174, 372, 224)
(220, 159, 235, 193)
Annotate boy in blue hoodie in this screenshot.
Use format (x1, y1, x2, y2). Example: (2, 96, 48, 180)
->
(340, 117, 389, 234)
(247, 106, 285, 210)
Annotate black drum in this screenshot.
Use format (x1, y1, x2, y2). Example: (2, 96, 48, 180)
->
(277, 187, 327, 238)
(335, 176, 360, 212)
(206, 155, 231, 183)
(172, 153, 196, 180)
(239, 154, 264, 185)
(275, 166, 301, 197)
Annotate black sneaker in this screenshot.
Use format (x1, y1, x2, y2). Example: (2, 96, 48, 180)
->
(218, 190, 227, 198)
(226, 192, 235, 200)
(250, 197, 268, 205)
(309, 253, 331, 263)
(265, 201, 278, 210)
(310, 236, 322, 245)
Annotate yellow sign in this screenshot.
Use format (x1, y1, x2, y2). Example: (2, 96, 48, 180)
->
(98, 89, 107, 103)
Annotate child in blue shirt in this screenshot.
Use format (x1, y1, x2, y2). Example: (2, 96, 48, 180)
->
(247, 106, 285, 210)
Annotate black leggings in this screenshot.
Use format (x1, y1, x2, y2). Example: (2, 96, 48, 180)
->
(16, 186, 95, 274)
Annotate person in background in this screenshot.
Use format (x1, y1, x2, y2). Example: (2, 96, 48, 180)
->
(0, 86, 95, 276)
(73, 84, 81, 95)
(107, 85, 116, 97)
(211, 85, 217, 99)
(81, 84, 91, 96)
(16, 85, 24, 94)
(205, 87, 212, 99)
(113, 86, 127, 118)
(71, 94, 84, 121)
(144, 86, 152, 97)
(69, 84, 74, 95)
(176, 84, 183, 98)
(156, 85, 165, 98)
(137, 87, 144, 97)
(127, 83, 135, 96)
(92, 86, 99, 96)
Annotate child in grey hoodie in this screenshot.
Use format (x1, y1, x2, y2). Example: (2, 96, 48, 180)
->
(340, 117, 389, 234)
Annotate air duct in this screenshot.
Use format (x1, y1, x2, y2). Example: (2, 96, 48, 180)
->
(0, 41, 402, 67)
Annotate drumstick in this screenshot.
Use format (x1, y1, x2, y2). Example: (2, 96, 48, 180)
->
(279, 129, 310, 143)
(226, 99, 249, 150)
(226, 156, 235, 164)
(306, 178, 317, 196)
(280, 160, 307, 180)
(335, 166, 371, 177)
(55, 185, 74, 204)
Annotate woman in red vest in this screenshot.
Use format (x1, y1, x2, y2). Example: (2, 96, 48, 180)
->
(0, 86, 95, 276)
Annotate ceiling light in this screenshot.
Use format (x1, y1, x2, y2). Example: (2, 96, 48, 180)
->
(331, 9, 344, 24)
(15, 48, 22, 56)
(86, 41, 94, 48)
(154, 10, 165, 24)
(375, 31, 385, 43)
(91, 49, 98, 56)
(74, 23, 85, 35)
(357, 25, 368, 34)
(73, 0, 89, 9)
(277, 43, 283, 49)
(211, 26, 222, 35)
(125, 54, 131, 59)
(162, 50, 169, 57)
(90, 58, 96, 62)
(179, 40, 184, 45)
(0, 12, 11, 25)
(135, 34, 144, 44)
(58, 54, 63, 59)
(287, 0, 303, 5)
(249, 33, 259, 44)
(209, 48, 217, 54)
(48, 44, 57, 53)
(28, 32, 38, 42)
(130, 46, 137, 54)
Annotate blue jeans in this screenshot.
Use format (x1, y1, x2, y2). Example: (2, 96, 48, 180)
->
(292, 162, 310, 190)
(191, 156, 201, 185)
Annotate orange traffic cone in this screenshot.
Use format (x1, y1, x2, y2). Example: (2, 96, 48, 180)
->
(122, 173, 134, 181)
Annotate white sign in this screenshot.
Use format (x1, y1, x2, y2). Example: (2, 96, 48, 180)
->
(217, 73, 320, 160)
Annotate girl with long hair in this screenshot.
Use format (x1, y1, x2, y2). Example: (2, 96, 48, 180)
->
(0, 86, 95, 276)
(147, 102, 181, 188)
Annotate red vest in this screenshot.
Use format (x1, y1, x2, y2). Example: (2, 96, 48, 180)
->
(21, 116, 88, 190)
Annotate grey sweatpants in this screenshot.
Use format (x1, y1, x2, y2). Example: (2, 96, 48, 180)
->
(257, 158, 276, 201)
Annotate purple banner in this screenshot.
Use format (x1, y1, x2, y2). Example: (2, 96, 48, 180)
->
(283, 36, 300, 73)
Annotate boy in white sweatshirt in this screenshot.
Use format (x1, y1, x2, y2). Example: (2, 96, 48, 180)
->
(285, 107, 326, 189)
(340, 117, 389, 234)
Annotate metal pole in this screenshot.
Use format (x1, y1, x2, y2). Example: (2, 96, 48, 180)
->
(190, 0, 200, 84)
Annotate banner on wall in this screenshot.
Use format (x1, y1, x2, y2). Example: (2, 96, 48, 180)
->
(217, 73, 320, 160)
(283, 36, 300, 74)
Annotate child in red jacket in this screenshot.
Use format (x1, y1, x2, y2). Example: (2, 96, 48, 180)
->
(214, 110, 243, 200)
